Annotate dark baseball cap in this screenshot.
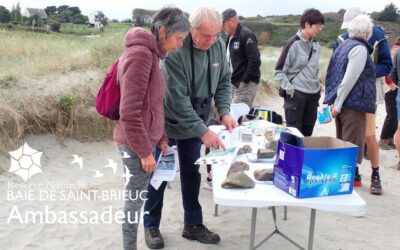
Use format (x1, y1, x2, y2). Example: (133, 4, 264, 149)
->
(222, 8, 237, 22)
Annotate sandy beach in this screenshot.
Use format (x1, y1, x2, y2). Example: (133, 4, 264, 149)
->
(1, 93, 400, 250)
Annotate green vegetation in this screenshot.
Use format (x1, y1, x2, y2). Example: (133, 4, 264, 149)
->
(59, 23, 100, 35)
(0, 75, 17, 88)
(244, 14, 347, 48)
(0, 23, 130, 79)
(243, 7, 400, 48)
(57, 95, 76, 112)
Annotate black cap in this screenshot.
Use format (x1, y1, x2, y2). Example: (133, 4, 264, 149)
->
(222, 8, 237, 22)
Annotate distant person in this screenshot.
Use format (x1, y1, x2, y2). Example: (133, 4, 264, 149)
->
(274, 8, 325, 136)
(392, 37, 400, 169)
(324, 15, 376, 192)
(112, 7, 190, 250)
(222, 8, 261, 108)
(143, 5, 237, 249)
(334, 7, 393, 194)
(379, 35, 400, 150)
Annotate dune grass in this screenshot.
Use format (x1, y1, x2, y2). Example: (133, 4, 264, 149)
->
(0, 23, 130, 83)
(0, 25, 333, 153)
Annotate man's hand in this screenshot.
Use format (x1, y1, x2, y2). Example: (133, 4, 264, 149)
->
(140, 154, 156, 172)
(330, 105, 339, 118)
(158, 142, 169, 156)
(220, 115, 238, 132)
(389, 83, 398, 91)
(201, 129, 225, 150)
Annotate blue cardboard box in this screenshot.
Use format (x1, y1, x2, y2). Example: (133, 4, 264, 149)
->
(273, 134, 358, 198)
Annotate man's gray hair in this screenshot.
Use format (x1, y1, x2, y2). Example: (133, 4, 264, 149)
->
(151, 7, 190, 41)
(189, 5, 222, 28)
(348, 14, 373, 39)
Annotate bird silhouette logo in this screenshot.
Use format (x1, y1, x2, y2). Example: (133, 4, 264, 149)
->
(8, 143, 43, 182)
(71, 155, 83, 169)
(122, 165, 133, 187)
(121, 151, 131, 159)
(104, 159, 118, 175)
(93, 169, 104, 178)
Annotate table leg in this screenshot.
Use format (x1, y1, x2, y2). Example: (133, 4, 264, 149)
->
(214, 204, 219, 217)
(249, 208, 257, 250)
(284, 206, 287, 220)
(307, 209, 316, 250)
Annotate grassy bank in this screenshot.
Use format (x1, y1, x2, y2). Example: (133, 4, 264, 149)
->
(0, 23, 130, 84)
(0, 23, 334, 154)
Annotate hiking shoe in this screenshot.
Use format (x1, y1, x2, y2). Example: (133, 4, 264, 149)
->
(145, 228, 164, 249)
(379, 139, 391, 150)
(182, 224, 221, 244)
(354, 175, 362, 187)
(202, 180, 213, 190)
(370, 176, 383, 195)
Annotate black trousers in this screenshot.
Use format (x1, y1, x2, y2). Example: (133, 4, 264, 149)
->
(380, 89, 398, 140)
(284, 89, 320, 136)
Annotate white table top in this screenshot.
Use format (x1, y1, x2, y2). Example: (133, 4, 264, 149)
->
(212, 156, 366, 217)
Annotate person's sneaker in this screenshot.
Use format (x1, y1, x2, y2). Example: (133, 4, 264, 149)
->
(354, 174, 362, 187)
(182, 224, 221, 244)
(145, 228, 164, 249)
(379, 139, 391, 150)
(370, 175, 383, 195)
(202, 180, 213, 190)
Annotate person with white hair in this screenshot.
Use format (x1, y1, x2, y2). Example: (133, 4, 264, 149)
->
(333, 7, 393, 195)
(143, 5, 237, 249)
(325, 14, 377, 195)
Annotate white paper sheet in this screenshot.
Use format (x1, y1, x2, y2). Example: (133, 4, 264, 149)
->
(150, 146, 178, 190)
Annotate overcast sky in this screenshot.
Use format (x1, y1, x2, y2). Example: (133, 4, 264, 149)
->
(1, 0, 397, 20)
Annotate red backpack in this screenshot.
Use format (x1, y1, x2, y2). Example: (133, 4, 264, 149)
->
(96, 59, 121, 120)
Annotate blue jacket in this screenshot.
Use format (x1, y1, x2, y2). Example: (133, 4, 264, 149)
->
(333, 26, 392, 78)
(325, 38, 376, 113)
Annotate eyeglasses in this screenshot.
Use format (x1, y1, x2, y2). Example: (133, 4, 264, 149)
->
(313, 24, 324, 29)
(195, 28, 220, 41)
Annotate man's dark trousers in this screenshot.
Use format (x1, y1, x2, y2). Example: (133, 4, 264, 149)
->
(144, 137, 203, 228)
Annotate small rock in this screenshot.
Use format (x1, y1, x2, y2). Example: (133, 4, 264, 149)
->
(254, 169, 274, 181)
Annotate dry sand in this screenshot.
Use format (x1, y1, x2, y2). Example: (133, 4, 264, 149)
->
(1, 94, 400, 250)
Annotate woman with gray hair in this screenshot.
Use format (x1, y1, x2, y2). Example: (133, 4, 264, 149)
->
(143, 4, 236, 249)
(113, 7, 189, 250)
(324, 14, 376, 192)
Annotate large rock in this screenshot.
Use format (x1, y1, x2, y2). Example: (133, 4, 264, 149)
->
(222, 172, 255, 189)
(227, 161, 249, 176)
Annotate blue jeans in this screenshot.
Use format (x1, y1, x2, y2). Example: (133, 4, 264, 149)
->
(144, 137, 203, 228)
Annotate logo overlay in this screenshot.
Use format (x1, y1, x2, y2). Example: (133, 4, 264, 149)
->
(8, 143, 43, 182)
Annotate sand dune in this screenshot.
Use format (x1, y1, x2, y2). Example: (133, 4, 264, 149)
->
(1, 95, 400, 250)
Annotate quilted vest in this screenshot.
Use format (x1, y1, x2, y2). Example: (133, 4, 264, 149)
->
(325, 38, 376, 113)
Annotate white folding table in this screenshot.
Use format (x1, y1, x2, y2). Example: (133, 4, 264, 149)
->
(212, 161, 366, 250)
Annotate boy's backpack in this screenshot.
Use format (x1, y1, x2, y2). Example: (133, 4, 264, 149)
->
(95, 59, 120, 120)
(248, 106, 283, 125)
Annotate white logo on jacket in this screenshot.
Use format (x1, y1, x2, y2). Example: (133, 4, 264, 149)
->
(233, 41, 239, 49)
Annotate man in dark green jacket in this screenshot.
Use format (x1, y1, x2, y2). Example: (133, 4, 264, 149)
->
(143, 5, 237, 249)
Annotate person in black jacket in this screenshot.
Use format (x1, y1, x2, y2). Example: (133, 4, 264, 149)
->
(222, 8, 261, 108)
